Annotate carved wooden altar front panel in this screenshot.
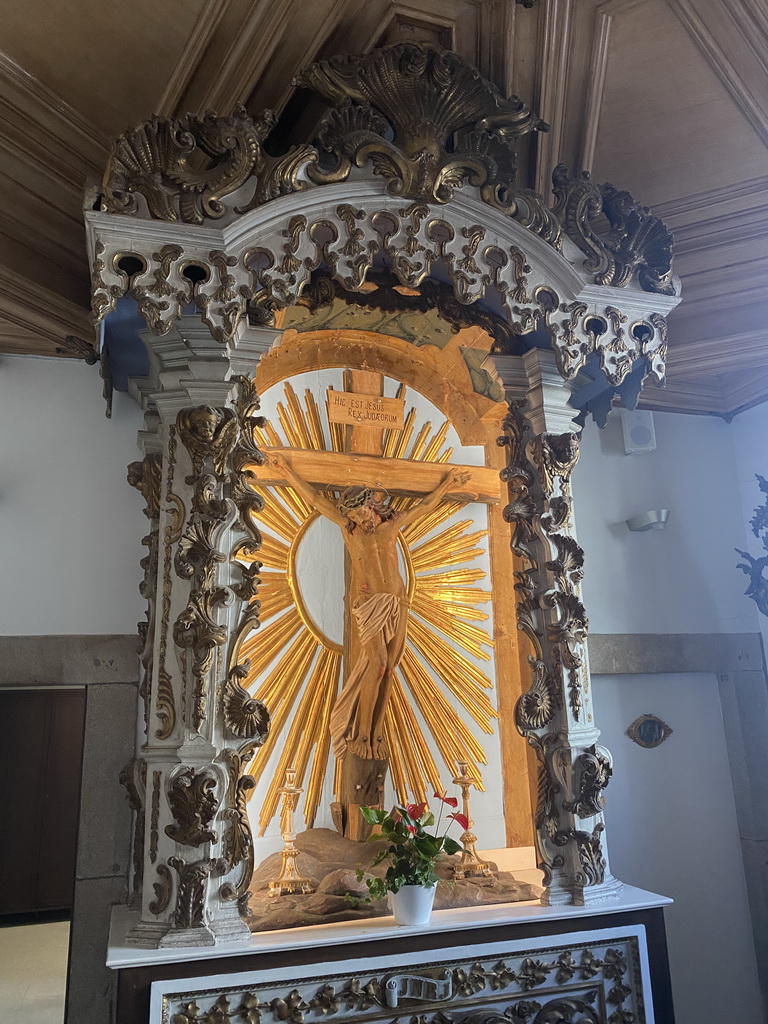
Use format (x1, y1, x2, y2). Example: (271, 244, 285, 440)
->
(150, 927, 653, 1024)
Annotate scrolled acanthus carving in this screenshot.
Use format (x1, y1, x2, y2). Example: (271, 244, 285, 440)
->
(222, 663, 269, 740)
(102, 107, 274, 224)
(169, 857, 213, 929)
(298, 42, 549, 211)
(552, 163, 675, 295)
(165, 767, 219, 846)
(566, 745, 612, 819)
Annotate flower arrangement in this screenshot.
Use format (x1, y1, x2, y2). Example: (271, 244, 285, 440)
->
(354, 793, 469, 902)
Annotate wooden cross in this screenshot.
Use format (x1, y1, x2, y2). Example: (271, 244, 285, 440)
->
(253, 370, 500, 839)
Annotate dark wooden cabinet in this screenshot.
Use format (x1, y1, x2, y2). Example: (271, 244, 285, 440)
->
(0, 688, 86, 915)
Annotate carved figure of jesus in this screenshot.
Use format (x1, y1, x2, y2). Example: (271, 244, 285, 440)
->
(270, 453, 470, 761)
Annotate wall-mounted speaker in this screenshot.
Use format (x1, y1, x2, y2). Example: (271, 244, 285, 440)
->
(621, 409, 656, 455)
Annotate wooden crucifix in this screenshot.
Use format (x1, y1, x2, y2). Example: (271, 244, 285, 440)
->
(257, 371, 501, 839)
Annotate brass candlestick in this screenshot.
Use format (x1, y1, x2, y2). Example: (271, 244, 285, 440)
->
(269, 768, 315, 896)
(451, 761, 492, 880)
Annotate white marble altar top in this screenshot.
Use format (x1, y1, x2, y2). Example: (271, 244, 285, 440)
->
(107, 884, 672, 969)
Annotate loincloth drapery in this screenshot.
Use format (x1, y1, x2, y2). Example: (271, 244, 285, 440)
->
(329, 592, 407, 758)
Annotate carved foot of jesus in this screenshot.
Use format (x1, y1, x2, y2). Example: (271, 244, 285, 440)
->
(348, 735, 389, 760)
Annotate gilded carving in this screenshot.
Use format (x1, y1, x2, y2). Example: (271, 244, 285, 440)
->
(156, 427, 179, 740)
(55, 334, 100, 363)
(217, 749, 258, 907)
(298, 43, 547, 208)
(499, 399, 605, 894)
(552, 163, 675, 295)
(102, 107, 273, 224)
(294, 268, 519, 352)
(148, 863, 173, 916)
(515, 659, 559, 732)
(119, 757, 146, 896)
(165, 767, 219, 846)
(178, 406, 238, 483)
(556, 823, 607, 887)
(128, 454, 163, 731)
(161, 934, 642, 1023)
(174, 407, 238, 730)
(128, 454, 162, 519)
(566, 745, 612, 818)
(169, 857, 213, 929)
(526, 433, 579, 498)
(222, 663, 269, 740)
(150, 770, 161, 863)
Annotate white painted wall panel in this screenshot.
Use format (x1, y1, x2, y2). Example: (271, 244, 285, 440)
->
(573, 410, 758, 635)
(595, 671, 763, 1022)
(0, 355, 144, 635)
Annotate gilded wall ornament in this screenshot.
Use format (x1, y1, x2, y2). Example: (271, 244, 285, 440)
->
(165, 768, 219, 846)
(552, 164, 675, 295)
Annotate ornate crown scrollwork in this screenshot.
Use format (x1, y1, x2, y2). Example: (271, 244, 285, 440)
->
(102, 107, 275, 224)
(552, 164, 675, 295)
(297, 43, 548, 209)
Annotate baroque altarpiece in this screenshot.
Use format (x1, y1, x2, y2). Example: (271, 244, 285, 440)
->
(89, 43, 680, 1024)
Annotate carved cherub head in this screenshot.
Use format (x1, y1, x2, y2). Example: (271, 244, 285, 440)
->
(189, 405, 221, 442)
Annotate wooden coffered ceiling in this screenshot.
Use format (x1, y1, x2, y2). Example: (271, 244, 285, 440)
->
(1, 0, 766, 418)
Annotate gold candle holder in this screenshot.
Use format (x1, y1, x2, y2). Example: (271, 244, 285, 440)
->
(451, 761, 492, 880)
(269, 768, 315, 897)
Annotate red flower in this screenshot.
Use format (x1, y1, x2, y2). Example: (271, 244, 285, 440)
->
(406, 824, 417, 834)
(433, 791, 458, 808)
(406, 802, 426, 820)
(448, 812, 469, 830)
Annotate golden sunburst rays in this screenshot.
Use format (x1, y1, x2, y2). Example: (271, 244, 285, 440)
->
(244, 376, 497, 829)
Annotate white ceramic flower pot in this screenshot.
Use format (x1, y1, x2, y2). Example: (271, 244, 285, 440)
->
(388, 884, 436, 926)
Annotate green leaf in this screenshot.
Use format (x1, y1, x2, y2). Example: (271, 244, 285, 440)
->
(443, 837, 462, 855)
(360, 806, 385, 825)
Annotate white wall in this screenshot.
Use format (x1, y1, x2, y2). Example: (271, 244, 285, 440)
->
(573, 410, 759, 635)
(0, 355, 145, 635)
(595, 671, 763, 1022)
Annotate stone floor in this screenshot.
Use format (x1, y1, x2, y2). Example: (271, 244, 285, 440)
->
(0, 920, 69, 1024)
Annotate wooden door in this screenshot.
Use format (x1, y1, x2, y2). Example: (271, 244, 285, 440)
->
(0, 688, 86, 915)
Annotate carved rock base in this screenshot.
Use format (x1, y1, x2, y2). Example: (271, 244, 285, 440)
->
(247, 828, 540, 932)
